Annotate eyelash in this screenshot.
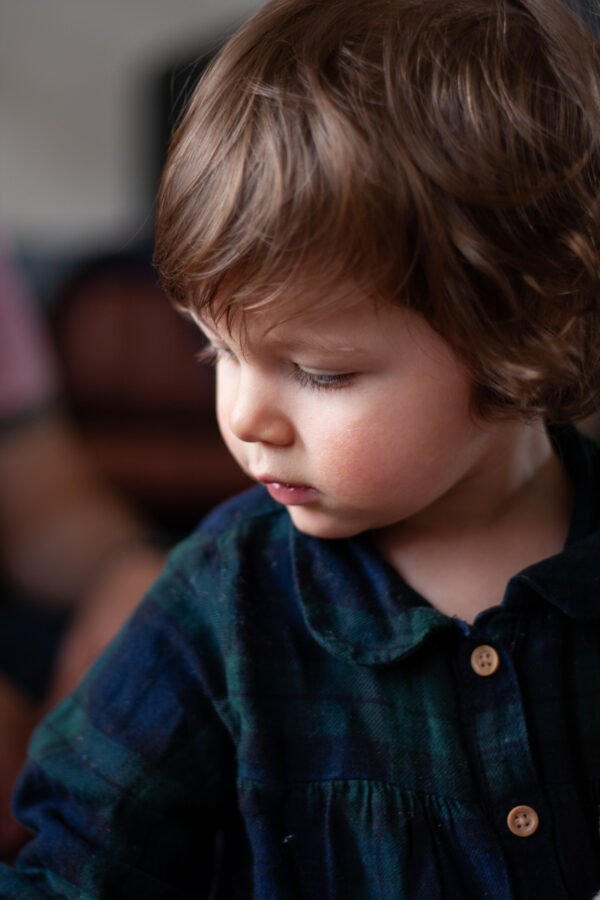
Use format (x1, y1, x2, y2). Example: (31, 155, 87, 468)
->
(196, 344, 231, 366)
(196, 345, 355, 391)
(291, 367, 355, 391)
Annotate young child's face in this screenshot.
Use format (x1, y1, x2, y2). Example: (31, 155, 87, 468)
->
(196, 288, 500, 539)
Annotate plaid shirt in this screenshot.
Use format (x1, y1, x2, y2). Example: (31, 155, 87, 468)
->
(3, 426, 600, 898)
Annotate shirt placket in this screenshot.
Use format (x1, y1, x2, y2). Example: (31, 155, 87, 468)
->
(452, 616, 570, 899)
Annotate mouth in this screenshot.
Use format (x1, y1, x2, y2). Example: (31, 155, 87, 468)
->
(257, 478, 320, 506)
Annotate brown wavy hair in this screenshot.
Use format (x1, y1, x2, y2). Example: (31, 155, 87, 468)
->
(155, 0, 600, 422)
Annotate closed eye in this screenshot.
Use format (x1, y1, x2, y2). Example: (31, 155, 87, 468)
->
(196, 346, 355, 390)
(292, 366, 355, 391)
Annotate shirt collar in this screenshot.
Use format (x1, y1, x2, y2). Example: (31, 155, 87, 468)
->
(292, 526, 451, 665)
(509, 425, 600, 619)
(291, 427, 600, 666)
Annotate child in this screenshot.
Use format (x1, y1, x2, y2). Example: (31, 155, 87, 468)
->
(2, 0, 600, 896)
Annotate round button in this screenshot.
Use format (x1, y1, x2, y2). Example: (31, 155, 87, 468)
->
(507, 805, 539, 837)
(470, 644, 500, 676)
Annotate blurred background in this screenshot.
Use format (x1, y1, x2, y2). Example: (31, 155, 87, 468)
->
(0, 0, 263, 539)
(2, 0, 262, 256)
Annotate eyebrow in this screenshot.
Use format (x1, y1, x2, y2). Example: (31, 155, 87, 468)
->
(191, 313, 364, 356)
(268, 337, 362, 354)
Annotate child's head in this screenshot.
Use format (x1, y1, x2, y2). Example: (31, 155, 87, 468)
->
(155, 0, 600, 425)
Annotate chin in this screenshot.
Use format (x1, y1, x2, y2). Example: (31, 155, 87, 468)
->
(287, 507, 369, 540)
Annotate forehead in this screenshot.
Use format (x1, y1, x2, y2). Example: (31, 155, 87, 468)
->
(195, 280, 384, 345)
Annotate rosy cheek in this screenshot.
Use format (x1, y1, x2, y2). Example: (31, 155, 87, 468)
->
(317, 430, 383, 489)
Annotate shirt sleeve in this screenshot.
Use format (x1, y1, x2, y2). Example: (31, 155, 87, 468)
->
(0, 537, 237, 898)
(0, 239, 60, 430)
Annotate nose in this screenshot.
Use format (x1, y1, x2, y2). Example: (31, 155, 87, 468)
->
(226, 367, 294, 446)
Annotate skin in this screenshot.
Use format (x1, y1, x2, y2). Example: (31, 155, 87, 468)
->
(195, 290, 573, 621)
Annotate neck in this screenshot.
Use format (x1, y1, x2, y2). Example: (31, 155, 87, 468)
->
(374, 420, 573, 622)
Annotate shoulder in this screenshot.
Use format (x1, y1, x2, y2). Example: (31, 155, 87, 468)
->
(55, 491, 288, 737)
(197, 483, 284, 537)
(148, 485, 291, 624)
(168, 484, 287, 571)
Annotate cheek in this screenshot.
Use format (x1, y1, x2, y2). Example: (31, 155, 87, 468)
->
(215, 391, 228, 436)
(309, 389, 473, 494)
(215, 371, 237, 436)
(214, 386, 243, 459)
(307, 414, 398, 490)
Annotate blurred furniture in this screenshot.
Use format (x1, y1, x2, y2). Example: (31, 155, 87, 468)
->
(50, 253, 251, 538)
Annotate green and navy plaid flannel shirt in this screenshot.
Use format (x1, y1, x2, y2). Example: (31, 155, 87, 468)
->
(2, 426, 600, 898)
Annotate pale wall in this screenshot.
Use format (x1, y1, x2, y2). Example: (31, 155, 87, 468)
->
(0, 0, 261, 252)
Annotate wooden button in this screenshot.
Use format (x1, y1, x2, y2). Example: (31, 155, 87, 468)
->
(470, 645, 499, 676)
(507, 805, 539, 837)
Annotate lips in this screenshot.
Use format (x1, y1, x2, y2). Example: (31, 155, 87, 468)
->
(258, 478, 319, 506)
